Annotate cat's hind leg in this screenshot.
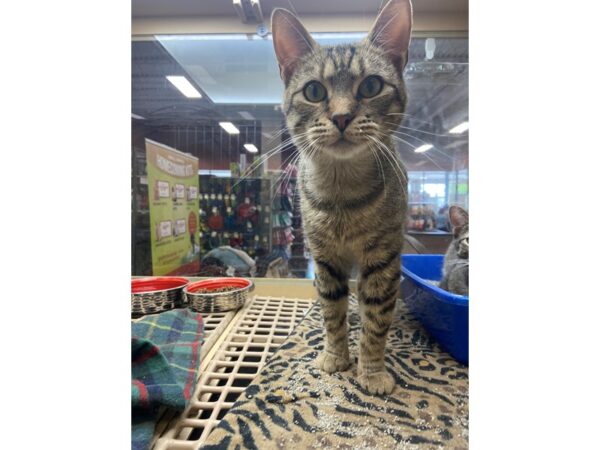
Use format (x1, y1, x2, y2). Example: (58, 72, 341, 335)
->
(313, 258, 351, 373)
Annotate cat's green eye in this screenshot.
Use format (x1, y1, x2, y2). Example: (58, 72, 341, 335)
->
(358, 75, 384, 99)
(303, 81, 327, 102)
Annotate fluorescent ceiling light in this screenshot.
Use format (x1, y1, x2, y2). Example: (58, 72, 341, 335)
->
(219, 122, 240, 134)
(414, 144, 433, 153)
(166, 75, 202, 98)
(238, 111, 255, 120)
(131, 113, 145, 120)
(244, 144, 259, 153)
(449, 121, 469, 134)
(199, 169, 232, 177)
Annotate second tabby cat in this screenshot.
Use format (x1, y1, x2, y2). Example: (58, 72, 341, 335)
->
(439, 205, 469, 296)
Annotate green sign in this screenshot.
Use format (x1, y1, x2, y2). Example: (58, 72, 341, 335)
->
(146, 139, 200, 275)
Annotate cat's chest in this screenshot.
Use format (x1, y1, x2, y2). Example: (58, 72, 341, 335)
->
(299, 193, 375, 240)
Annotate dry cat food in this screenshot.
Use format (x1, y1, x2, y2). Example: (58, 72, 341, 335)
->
(184, 278, 254, 312)
(194, 286, 239, 294)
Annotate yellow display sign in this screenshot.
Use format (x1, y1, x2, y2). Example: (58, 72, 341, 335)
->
(145, 139, 200, 275)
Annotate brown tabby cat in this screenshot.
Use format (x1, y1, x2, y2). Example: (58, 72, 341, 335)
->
(271, 0, 412, 395)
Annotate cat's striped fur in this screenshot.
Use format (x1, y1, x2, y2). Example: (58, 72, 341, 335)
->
(272, 0, 412, 395)
(440, 205, 469, 296)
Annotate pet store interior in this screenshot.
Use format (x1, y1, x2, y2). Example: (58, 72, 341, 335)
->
(131, 0, 469, 449)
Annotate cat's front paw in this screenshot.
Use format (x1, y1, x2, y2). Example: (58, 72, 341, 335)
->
(315, 351, 350, 373)
(357, 370, 395, 395)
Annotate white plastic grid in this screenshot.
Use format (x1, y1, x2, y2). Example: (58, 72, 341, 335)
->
(154, 295, 315, 450)
(148, 309, 237, 444)
(198, 310, 237, 356)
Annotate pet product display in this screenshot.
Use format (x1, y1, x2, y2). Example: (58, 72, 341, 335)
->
(198, 176, 272, 260)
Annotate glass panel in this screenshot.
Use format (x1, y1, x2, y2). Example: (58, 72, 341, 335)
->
(132, 34, 468, 276)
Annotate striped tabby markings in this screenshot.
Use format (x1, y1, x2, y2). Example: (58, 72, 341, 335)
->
(300, 179, 385, 212)
(356, 250, 401, 394)
(314, 259, 351, 373)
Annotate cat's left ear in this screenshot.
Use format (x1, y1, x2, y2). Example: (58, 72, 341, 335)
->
(367, 0, 413, 73)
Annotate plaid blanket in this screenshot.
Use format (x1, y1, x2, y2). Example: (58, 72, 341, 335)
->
(131, 309, 204, 450)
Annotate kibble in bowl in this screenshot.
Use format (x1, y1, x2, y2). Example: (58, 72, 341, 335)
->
(184, 277, 254, 313)
(193, 286, 239, 294)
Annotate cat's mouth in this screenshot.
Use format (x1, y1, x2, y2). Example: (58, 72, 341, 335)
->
(335, 136, 352, 144)
(315, 135, 369, 160)
(330, 133, 364, 146)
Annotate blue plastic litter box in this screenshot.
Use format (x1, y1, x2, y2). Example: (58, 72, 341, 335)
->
(400, 254, 468, 365)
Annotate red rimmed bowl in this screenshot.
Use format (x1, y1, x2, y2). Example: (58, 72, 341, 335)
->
(184, 278, 254, 313)
(131, 277, 189, 316)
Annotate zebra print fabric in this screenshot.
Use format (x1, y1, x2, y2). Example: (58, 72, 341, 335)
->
(202, 295, 468, 449)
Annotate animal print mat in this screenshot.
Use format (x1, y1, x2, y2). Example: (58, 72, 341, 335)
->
(202, 295, 468, 449)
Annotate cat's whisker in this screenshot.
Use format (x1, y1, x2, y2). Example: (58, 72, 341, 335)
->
(243, 136, 295, 171)
(264, 126, 292, 144)
(271, 139, 312, 202)
(272, 149, 302, 199)
(389, 132, 456, 161)
(390, 130, 430, 145)
(384, 120, 466, 138)
(234, 147, 287, 188)
(241, 131, 310, 176)
(367, 135, 408, 199)
(387, 132, 456, 164)
(233, 134, 310, 189)
(386, 112, 418, 118)
(377, 147, 408, 200)
(411, 146, 446, 171)
(372, 135, 409, 187)
(385, 133, 418, 151)
(384, 121, 463, 161)
(386, 113, 438, 127)
(273, 142, 313, 211)
(367, 140, 386, 191)
(426, 146, 457, 161)
(272, 141, 309, 187)
(270, 158, 298, 209)
(283, 159, 299, 193)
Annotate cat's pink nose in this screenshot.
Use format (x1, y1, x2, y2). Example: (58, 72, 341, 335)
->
(332, 114, 354, 132)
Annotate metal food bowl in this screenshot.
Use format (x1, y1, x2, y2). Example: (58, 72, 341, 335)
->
(131, 277, 190, 316)
(184, 277, 254, 313)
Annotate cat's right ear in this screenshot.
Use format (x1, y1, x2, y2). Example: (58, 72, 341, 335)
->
(449, 206, 468, 235)
(271, 8, 316, 85)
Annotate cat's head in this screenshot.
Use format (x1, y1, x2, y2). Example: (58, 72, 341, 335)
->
(271, 0, 412, 161)
(449, 205, 469, 258)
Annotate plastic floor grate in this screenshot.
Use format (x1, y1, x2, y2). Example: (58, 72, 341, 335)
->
(153, 295, 315, 450)
(148, 309, 238, 444)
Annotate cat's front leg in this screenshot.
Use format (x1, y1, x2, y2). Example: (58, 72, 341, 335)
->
(356, 249, 401, 395)
(313, 258, 351, 373)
